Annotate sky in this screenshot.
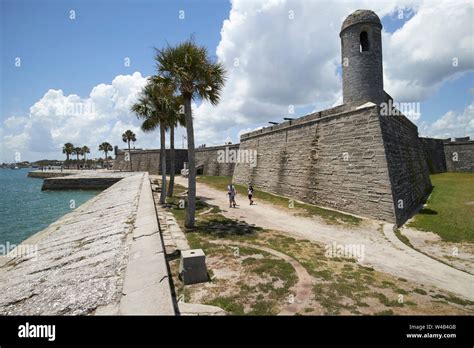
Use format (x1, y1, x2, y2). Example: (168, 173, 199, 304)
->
(1, 0, 473, 163)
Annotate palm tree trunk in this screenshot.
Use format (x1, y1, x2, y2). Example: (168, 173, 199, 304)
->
(128, 141, 132, 171)
(105, 152, 108, 169)
(168, 125, 175, 197)
(159, 125, 167, 204)
(184, 97, 196, 228)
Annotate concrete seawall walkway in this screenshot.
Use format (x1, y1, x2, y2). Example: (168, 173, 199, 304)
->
(41, 171, 138, 190)
(0, 172, 174, 315)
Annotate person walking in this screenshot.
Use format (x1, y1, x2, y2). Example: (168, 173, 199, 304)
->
(248, 184, 254, 205)
(227, 183, 237, 208)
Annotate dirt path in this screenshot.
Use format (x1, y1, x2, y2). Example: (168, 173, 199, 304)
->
(210, 240, 313, 315)
(174, 176, 474, 301)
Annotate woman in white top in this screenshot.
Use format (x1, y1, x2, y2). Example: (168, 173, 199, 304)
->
(248, 184, 254, 205)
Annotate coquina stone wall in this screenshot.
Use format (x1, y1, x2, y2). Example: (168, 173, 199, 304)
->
(113, 149, 188, 174)
(195, 144, 240, 176)
(444, 137, 474, 172)
(419, 137, 447, 174)
(113, 146, 240, 176)
(233, 104, 432, 225)
(419, 137, 474, 173)
(379, 115, 432, 225)
(233, 105, 400, 223)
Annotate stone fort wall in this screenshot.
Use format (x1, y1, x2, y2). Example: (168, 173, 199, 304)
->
(419, 137, 474, 173)
(379, 115, 432, 225)
(113, 145, 239, 176)
(113, 149, 188, 174)
(234, 105, 398, 223)
(233, 105, 432, 225)
(194, 144, 240, 176)
(443, 137, 474, 172)
(419, 137, 447, 174)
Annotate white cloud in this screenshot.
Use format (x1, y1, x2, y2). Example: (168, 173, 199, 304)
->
(1, 72, 160, 161)
(419, 102, 474, 139)
(4, 116, 29, 130)
(2, 0, 473, 161)
(383, 0, 474, 101)
(193, 0, 473, 145)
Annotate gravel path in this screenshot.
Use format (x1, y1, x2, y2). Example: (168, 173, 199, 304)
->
(175, 176, 474, 301)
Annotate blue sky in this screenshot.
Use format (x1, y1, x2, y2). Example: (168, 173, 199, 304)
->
(1, 0, 230, 117)
(1, 0, 473, 162)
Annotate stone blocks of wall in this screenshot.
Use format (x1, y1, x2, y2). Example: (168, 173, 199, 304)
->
(419, 137, 447, 174)
(195, 144, 240, 177)
(234, 105, 398, 223)
(113, 149, 188, 174)
(379, 115, 432, 225)
(444, 138, 474, 172)
(113, 146, 240, 177)
(340, 21, 385, 105)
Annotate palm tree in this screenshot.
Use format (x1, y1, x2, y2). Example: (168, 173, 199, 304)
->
(62, 143, 74, 168)
(81, 146, 90, 169)
(122, 130, 136, 171)
(167, 102, 186, 197)
(98, 142, 113, 169)
(131, 77, 175, 204)
(72, 147, 82, 169)
(155, 39, 227, 228)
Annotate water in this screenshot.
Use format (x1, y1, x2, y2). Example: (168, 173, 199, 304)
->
(0, 168, 100, 246)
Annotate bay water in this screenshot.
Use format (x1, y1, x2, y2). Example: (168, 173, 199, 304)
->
(0, 168, 100, 248)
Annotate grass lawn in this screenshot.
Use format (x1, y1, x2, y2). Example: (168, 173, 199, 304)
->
(408, 173, 474, 243)
(196, 175, 361, 226)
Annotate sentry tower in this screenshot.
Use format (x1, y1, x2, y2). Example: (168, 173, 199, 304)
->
(340, 10, 385, 106)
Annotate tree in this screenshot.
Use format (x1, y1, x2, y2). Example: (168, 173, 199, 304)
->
(155, 39, 227, 228)
(81, 146, 90, 168)
(98, 142, 113, 169)
(72, 147, 82, 169)
(167, 102, 186, 197)
(131, 77, 175, 204)
(122, 130, 136, 171)
(62, 143, 74, 168)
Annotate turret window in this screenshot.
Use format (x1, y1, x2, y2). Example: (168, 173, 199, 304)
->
(360, 31, 370, 52)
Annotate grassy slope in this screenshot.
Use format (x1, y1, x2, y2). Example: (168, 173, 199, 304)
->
(408, 173, 474, 243)
(197, 175, 361, 225)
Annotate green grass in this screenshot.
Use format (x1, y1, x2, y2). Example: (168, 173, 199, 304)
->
(408, 173, 474, 242)
(205, 296, 245, 315)
(394, 228, 414, 248)
(414, 288, 427, 295)
(197, 175, 361, 225)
